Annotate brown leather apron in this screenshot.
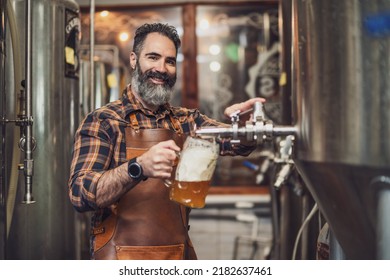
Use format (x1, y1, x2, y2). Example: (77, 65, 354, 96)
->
(92, 114, 197, 260)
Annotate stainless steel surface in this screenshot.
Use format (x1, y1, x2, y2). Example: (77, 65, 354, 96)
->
(3, 0, 80, 259)
(292, 0, 390, 259)
(22, 0, 34, 204)
(196, 101, 297, 143)
(0, 0, 6, 260)
(329, 229, 345, 260)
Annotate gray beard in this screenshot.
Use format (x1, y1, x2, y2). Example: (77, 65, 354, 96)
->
(131, 66, 175, 107)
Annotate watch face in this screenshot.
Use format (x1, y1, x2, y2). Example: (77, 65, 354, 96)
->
(129, 162, 142, 179)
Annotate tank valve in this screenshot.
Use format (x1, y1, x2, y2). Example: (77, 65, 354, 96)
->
(273, 135, 295, 189)
(195, 101, 297, 144)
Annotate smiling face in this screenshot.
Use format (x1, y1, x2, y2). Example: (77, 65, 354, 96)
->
(130, 32, 177, 108)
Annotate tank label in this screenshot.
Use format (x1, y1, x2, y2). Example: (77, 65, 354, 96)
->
(65, 9, 80, 79)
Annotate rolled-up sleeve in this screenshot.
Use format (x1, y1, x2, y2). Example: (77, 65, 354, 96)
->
(68, 113, 113, 212)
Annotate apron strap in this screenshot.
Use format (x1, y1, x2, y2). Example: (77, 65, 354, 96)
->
(129, 114, 140, 132)
(128, 111, 183, 135)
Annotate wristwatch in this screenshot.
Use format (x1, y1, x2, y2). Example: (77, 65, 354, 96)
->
(128, 157, 147, 181)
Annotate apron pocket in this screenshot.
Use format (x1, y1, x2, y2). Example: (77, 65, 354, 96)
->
(115, 244, 185, 260)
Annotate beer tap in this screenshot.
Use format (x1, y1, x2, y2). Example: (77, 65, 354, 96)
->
(195, 101, 297, 144)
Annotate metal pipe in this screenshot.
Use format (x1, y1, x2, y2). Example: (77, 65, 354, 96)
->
(22, 0, 34, 204)
(196, 101, 297, 143)
(89, 0, 95, 109)
(300, 194, 309, 260)
(273, 126, 297, 136)
(195, 121, 297, 139)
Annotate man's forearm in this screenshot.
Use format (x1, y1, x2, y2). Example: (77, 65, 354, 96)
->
(95, 162, 137, 208)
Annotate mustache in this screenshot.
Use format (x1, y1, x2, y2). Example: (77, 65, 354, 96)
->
(143, 70, 176, 88)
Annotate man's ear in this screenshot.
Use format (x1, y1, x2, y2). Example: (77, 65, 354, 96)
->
(130, 52, 137, 69)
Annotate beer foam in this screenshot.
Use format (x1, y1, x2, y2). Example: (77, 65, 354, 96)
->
(176, 145, 218, 181)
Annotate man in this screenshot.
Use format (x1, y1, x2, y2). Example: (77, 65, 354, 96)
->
(68, 23, 264, 260)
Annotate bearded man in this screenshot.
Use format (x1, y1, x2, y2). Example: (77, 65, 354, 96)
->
(68, 23, 263, 260)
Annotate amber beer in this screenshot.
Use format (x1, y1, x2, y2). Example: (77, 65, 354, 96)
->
(169, 180, 211, 208)
(168, 136, 219, 208)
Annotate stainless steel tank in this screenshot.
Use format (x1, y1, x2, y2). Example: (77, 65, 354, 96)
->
(3, 0, 80, 259)
(292, 0, 390, 259)
(0, 0, 7, 260)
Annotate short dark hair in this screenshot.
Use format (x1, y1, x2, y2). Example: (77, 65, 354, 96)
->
(133, 23, 181, 56)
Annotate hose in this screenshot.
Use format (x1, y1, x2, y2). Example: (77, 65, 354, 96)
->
(292, 203, 318, 260)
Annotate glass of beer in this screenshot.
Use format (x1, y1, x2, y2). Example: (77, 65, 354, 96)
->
(168, 136, 219, 208)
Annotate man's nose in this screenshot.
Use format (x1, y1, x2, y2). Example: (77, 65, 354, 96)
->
(154, 61, 168, 73)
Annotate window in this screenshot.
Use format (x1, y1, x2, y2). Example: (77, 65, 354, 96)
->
(197, 4, 280, 187)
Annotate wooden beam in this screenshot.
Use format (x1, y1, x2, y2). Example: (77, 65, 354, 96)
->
(181, 4, 198, 109)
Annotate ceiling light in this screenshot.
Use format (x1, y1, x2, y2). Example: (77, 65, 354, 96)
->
(119, 32, 129, 42)
(100, 10, 109, 17)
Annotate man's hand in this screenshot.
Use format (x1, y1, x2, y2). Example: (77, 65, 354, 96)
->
(136, 140, 181, 179)
(224, 97, 265, 120)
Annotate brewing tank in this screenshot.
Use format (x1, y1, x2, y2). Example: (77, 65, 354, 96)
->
(3, 0, 80, 259)
(292, 0, 390, 259)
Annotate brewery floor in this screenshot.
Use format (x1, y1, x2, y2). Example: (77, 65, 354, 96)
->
(188, 192, 273, 260)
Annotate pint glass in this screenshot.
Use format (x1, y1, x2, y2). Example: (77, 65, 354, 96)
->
(169, 137, 219, 208)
